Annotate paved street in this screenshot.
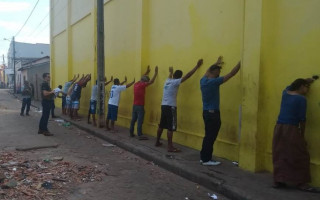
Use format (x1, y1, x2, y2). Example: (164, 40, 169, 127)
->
(0, 89, 229, 200)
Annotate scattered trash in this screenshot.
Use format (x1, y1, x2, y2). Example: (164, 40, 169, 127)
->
(232, 161, 239, 166)
(62, 122, 71, 127)
(41, 181, 53, 189)
(86, 136, 92, 139)
(54, 119, 65, 123)
(0, 152, 106, 199)
(165, 154, 175, 159)
(102, 143, 115, 147)
(208, 193, 218, 199)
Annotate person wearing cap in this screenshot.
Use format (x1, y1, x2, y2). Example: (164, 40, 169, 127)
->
(155, 59, 203, 152)
(199, 56, 240, 166)
(20, 81, 32, 116)
(129, 66, 158, 140)
(106, 76, 135, 132)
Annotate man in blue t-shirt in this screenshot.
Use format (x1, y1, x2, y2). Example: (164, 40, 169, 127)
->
(200, 56, 240, 166)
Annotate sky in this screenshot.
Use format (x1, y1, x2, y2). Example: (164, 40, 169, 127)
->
(0, 0, 49, 65)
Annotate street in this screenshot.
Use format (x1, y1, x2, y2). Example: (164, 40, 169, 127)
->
(0, 89, 229, 200)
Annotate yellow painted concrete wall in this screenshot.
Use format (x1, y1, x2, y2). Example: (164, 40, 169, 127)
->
(50, 0, 320, 186)
(260, 0, 320, 185)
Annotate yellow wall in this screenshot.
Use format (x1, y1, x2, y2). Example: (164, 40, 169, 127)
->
(50, 0, 320, 186)
(260, 0, 320, 184)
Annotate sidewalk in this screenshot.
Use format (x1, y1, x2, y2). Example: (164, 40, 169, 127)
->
(15, 93, 320, 200)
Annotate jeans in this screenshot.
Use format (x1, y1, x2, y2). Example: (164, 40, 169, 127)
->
(21, 98, 31, 114)
(200, 110, 221, 162)
(129, 105, 145, 136)
(39, 100, 52, 131)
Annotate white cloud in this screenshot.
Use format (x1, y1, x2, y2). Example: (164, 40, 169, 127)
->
(0, 21, 22, 32)
(0, 2, 30, 12)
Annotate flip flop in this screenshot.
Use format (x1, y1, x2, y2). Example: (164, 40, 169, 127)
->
(168, 148, 181, 153)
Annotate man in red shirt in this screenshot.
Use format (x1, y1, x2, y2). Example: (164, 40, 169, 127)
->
(129, 66, 158, 139)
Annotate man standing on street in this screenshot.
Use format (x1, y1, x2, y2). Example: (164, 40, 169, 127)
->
(106, 77, 135, 132)
(155, 59, 203, 152)
(38, 73, 54, 136)
(129, 66, 158, 140)
(200, 56, 240, 166)
(20, 81, 32, 116)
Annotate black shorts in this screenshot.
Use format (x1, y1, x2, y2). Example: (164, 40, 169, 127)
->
(159, 105, 177, 131)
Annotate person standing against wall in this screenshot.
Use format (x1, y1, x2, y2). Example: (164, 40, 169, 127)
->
(20, 81, 32, 116)
(106, 77, 135, 132)
(88, 77, 113, 126)
(155, 59, 203, 152)
(129, 66, 158, 140)
(200, 56, 240, 166)
(38, 73, 54, 136)
(62, 74, 79, 115)
(272, 77, 319, 192)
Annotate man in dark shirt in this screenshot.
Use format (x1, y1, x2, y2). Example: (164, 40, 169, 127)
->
(20, 81, 32, 116)
(38, 73, 54, 136)
(200, 56, 240, 166)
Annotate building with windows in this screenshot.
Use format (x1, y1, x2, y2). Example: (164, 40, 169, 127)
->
(50, 0, 320, 186)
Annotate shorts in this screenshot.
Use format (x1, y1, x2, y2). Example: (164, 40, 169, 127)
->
(72, 100, 80, 109)
(159, 105, 177, 131)
(66, 96, 71, 109)
(62, 96, 66, 108)
(89, 100, 97, 114)
(107, 104, 118, 121)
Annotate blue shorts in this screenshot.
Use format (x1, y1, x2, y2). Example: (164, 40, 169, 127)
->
(107, 104, 118, 121)
(72, 100, 80, 109)
(62, 96, 66, 108)
(89, 100, 97, 114)
(66, 96, 71, 109)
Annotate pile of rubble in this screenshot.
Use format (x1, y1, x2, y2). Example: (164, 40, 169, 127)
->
(0, 152, 106, 199)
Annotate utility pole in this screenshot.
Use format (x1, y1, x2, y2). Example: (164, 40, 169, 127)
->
(12, 36, 16, 93)
(97, 0, 105, 128)
(2, 54, 5, 87)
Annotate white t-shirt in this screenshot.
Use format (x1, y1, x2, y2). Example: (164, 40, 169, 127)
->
(108, 85, 126, 106)
(90, 85, 98, 101)
(53, 88, 62, 98)
(161, 78, 182, 107)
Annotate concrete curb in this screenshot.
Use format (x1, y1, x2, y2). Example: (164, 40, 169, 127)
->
(60, 116, 250, 200)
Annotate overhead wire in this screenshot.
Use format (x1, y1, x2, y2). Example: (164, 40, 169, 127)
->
(15, 0, 40, 38)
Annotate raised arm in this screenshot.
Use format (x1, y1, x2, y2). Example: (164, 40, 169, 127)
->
(168, 67, 173, 78)
(120, 76, 127, 85)
(181, 59, 203, 83)
(144, 65, 151, 76)
(72, 74, 80, 83)
(126, 78, 135, 88)
(147, 66, 158, 85)
(223, 61, 241, 83)
(105, 76, 113, 86)
(205, 56, 223, 77)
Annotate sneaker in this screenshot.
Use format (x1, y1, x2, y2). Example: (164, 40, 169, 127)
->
(201, 160, 221, 166)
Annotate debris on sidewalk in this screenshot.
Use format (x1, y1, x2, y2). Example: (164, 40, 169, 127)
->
(232, 161, 239, 167)
(208, 193, 218, 199)
(102, 143, 115, 147)
(0, 151, 106, 200)
(16, 144, 59, 151)
(54, 119, 65, 123)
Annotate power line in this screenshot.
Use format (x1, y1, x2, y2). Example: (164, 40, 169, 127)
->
(15, 0, 40, 38)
